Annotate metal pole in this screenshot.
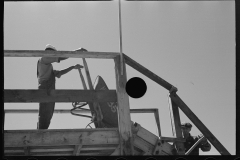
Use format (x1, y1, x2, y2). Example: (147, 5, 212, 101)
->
(78, 68, 87, 90)
(118, 0, 124, 75)
(185, 136, 205, 155)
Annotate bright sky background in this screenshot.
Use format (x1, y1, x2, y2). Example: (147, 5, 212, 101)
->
(4, 1, 235, 155)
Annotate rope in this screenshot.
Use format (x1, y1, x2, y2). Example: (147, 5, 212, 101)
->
(70, 102, 92, 119)
(70, 76, 107, 129)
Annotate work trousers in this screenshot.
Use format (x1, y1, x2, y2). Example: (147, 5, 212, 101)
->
(37, 74, 56, 129)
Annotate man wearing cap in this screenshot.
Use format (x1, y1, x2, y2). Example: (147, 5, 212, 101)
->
(181, 122, 211, 155)
(37, 44, 87, 129)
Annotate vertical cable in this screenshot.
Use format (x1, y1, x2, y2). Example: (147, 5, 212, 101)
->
(118, 0, 124, 75)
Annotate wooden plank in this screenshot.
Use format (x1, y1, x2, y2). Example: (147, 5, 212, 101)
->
(130, 0, 234, 1)
(4, 89, 117, 103)
(81, 147, 117, 151)
(30, 145, 74, 149)
(82, 144, 118, 148)
(30, 151, 73, 156)
(4, 149, 24, 153)
(78, 69, 87, 90)
(4, 129, 119, 147)
(153, 109, 161, 137)
(4, 152, 25, 156)
(83, 137, 119, 145)
(30, 148, 74, 152)
(159, 141, 174, 155)
(160, 137, 185, 143)
(133, 146, 144, 155)
(78, 150, 114, 156)
(78, 153, 105, 156)
(170, 92, 231, 155)
(130, 108, 157, 113)
(134, 123, 158, 146)
(114, 56, 134, 155)
(4, 108, 158, 114)
(4, 128, 118, 133)
(169, 96, 185, 155)
(4, 50, 119, 59)
(123, 53, 176, 91)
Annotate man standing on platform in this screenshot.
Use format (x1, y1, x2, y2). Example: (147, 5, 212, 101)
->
(37, 44, 87, 129)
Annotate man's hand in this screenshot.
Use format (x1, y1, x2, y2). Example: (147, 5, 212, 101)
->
(201, 137, 208, 144)
(74, 64, 84, 69)
(75, 48, 88, 52)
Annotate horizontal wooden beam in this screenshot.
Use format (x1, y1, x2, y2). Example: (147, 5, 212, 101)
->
(130, 108, 158, 114)
(123, 54, 176, 91)
(4, 128, 119, 147)
(160, 137, 185, 143)
(4, 50, 119, 59)
(169, 92, 231, 155)
(4, 89, 117, 103)
(4, 109, 161, 139)
(4, 108, 158, 114)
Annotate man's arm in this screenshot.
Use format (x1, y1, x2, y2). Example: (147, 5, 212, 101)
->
(54, 64, 83, 78)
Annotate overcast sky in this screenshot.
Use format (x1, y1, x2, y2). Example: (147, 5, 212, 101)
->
(4, 1, 235, 155)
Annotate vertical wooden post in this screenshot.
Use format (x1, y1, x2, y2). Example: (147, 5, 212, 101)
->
(153, 109, 161, 137)
(169, 94, 185, 155)
(114, 56, 134, 155)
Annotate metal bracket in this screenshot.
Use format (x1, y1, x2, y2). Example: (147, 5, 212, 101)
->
(169, 86, 178, 93)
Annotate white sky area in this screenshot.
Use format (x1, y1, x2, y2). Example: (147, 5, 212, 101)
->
(4, 1, 235, 155)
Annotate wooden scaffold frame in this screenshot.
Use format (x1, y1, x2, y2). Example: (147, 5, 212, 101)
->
(4, 50, 231, 155)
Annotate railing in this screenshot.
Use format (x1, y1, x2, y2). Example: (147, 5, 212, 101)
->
(4, 108, 161, 136)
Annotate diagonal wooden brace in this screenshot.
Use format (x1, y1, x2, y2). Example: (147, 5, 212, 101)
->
(169, 92, 231, 155)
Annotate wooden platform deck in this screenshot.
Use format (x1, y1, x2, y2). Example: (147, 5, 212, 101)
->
(4, 49, 231, 155)
(4, 123, 179, 156)
(4, 128, 120, 156)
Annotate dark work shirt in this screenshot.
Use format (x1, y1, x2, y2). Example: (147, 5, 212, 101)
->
(184, 133, 211, 155)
